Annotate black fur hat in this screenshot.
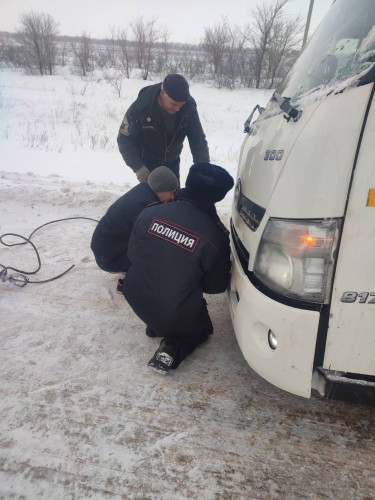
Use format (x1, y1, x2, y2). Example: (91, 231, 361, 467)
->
(185, 162, 234, 203)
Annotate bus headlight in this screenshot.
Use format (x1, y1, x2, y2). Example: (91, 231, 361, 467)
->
(254, 218, 341, 303)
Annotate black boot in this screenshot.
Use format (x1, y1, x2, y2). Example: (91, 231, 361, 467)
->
(148, 338, 179, 375)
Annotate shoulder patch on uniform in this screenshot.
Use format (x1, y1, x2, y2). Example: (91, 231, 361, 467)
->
(147, 218, 199, 252)
(120, 115, 130, 136)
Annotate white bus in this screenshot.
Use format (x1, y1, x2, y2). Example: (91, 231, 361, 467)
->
(228, 0, 375, 404)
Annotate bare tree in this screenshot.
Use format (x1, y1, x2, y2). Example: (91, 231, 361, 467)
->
(60, 41, 68, 67)
(203, 18, 230, 78)
(159, 29, 171, 75)
(103, 70, 124, 97)
(245, 0, 289, 88)
(131, 17, 147, 70)
(17, 11, 59, 75)
(203, 18, 247, 88)
(176, 50, 207, 81)
(71, 32, 93, 76)
(0, 39, 6, 68)
(266, 15, 303, 88)
(43, 14, 58, 74)
(105, 26, 118, 68)
(131, 16, 162, 80)
(223, 26, 246, 89)
(95, 26, 120, 69)
(117, 28, 132, 78)
(0, 35, 17, 68)
(143, 18, 161, 80)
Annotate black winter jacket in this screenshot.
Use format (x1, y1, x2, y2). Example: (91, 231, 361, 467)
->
(117, 83, 209, 177)
(91, 182, 159, 262)
(123, 189, 231, 335)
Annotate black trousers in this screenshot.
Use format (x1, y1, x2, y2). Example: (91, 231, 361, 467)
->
(149, 299, 213, 368)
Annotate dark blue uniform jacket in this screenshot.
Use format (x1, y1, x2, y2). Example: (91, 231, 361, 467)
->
(123, 189, 230, 335)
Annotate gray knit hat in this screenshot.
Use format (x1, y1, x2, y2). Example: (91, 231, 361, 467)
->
(148, 166, 178, 193)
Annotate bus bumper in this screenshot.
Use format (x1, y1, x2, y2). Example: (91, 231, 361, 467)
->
(227, 243, 320, 398)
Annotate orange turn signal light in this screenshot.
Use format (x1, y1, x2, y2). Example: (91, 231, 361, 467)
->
(367, 189, 375, 207)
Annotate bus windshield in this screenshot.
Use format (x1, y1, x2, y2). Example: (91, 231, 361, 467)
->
(277, 0, 375, 101)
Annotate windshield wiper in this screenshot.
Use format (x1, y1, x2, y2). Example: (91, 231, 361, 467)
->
(272, 91, 302, 122)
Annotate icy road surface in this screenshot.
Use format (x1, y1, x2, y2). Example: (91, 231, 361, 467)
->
(1, 172, 374, 499)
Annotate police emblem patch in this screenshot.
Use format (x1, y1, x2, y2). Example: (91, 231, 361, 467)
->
(148, 219, 199, 252)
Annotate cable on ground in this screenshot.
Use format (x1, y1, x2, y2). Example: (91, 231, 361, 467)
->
(0, 217, 98, 287)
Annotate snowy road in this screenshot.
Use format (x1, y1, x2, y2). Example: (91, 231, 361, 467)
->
(1, 172, 374, 499)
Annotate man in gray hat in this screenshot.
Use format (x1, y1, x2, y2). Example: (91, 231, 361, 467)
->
(91, 166, 178, 280)
(117, 74, 210, 182)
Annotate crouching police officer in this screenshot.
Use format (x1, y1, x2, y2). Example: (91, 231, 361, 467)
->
(122, 162, 234, 374)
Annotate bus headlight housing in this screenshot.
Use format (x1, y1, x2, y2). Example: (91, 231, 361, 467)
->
(254, 218, 341, 303)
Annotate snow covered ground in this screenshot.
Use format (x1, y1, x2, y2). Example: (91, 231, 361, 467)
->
(1, 70, 375, 499)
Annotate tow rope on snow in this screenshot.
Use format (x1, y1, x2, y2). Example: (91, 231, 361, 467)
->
(0, 217, 98, 287)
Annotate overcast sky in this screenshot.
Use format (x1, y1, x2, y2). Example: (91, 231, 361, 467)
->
(1, 0, 332, 44)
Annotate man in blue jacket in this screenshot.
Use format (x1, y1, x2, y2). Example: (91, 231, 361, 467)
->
(91, 166, 178, 274)
(122, 162, 234, 374)
(117, 74, 209, 182)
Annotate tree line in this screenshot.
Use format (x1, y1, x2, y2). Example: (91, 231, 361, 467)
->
(0, 0, 304, 90)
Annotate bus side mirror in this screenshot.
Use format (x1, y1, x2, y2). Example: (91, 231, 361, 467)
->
(244, 105, 265, 133)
